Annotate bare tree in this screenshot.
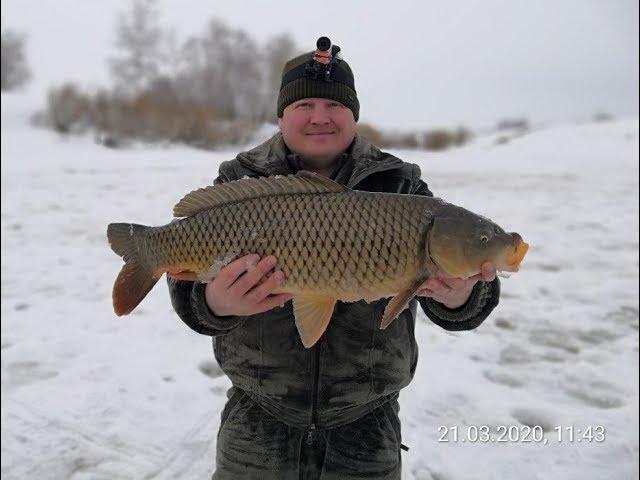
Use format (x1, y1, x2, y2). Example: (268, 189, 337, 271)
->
(1, 29, 31, 91)
(174, 19, 262, 121)
(109, 0, 165, 96)
(260, 33, 297, 122)
(222, 27, 263, 121)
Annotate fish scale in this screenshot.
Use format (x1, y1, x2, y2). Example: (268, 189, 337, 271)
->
(140, 190, 428, 297)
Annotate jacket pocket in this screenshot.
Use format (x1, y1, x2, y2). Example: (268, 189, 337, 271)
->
(218, 387, 246, 438)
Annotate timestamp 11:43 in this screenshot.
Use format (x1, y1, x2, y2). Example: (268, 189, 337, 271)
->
(555, 425, 605, 442)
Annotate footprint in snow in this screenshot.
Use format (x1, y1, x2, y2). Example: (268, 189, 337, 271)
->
(6, 361, 59, 387)
(528, 328, 581, 354)
(494, 317, 516, 330)
(482, 369, 526, 388)
(564, 379, 626, 409)
(574, 327, 621, 345)
(606, 306, 639, 330)
(498, 344, 533, 365)
(198, 360, 224, 379)
(511, 407, 557, 432)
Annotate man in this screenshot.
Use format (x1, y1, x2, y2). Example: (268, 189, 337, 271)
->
(168, 38, 500, 480)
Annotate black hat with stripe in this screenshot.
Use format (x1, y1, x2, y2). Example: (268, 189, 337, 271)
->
(277, 37, 359, 122)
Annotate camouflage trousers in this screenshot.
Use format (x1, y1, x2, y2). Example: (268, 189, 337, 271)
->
(212, 387, 403, 479)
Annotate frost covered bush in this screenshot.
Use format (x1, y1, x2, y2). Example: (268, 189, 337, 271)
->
(593, 111, 613, 123)
(422, 129, 453, 151)
(357, 123, 385, 146)
(47, 84, 91, 133)
(497, 118, 529, 132)
(419, 126, 472, 151)
(44, 84, 260, 149)
(358, 123, 472, 151)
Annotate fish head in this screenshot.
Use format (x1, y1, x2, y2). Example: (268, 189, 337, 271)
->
(428, 207, 529, 278)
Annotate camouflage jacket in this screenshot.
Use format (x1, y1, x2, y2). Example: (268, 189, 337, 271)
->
(168, 133, 500, 429)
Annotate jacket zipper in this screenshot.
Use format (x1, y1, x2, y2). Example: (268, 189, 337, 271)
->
(306, 343, 321, 446)
(346, 162, 402, 190)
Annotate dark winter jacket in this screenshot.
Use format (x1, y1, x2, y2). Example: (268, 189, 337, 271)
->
(168, 133, 500, 429)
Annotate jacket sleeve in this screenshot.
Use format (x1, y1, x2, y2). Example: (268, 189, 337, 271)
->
(410, 166, 501, 331)
(166, 170, 249, 337)
(167, 277, 248, 337)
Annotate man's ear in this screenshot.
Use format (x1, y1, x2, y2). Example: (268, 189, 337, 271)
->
(277, 117, 283, 131)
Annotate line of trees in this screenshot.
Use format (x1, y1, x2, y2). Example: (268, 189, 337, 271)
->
(40, 0, 476, 151)
(3, 2, 616, 152)
(44, 0, 298, 148)
(107, 1, 296, 124)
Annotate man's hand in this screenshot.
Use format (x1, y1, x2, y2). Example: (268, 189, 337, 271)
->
(416, 262, 496, 309)
(169, 254, 293, 317)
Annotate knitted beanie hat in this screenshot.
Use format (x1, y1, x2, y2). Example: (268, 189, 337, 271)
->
(277, 37, 360, 122)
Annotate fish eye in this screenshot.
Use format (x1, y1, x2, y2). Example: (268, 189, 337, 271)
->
(480, 234, 489, 243)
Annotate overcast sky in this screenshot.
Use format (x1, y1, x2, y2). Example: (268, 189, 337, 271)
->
(2, 0, 638, 130)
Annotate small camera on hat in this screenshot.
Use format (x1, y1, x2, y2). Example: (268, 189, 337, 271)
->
(304, 36, 341, 82)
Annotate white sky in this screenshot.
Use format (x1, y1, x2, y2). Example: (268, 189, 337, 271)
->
(2, 0, 638, 130)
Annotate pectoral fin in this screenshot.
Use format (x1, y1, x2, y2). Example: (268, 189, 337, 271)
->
(380, 277, 427, 330)
(292, 294, 337, 348)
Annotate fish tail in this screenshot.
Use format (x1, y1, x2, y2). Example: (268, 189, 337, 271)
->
(107, 223, 159, 316)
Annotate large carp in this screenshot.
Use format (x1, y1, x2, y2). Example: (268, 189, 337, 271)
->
(107, 171, 528, 348)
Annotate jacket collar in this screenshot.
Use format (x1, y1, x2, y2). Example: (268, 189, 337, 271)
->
(235, 132, 402, 188)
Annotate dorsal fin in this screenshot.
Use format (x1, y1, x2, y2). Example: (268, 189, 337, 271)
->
(173, 171, 349, 217)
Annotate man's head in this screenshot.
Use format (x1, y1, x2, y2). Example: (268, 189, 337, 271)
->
(277, 38, 359, 170)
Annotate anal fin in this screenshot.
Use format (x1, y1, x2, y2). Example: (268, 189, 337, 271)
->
(292, 294, 337, 348)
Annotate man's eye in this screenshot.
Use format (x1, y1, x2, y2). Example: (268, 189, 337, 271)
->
(328, 103, 341, 108)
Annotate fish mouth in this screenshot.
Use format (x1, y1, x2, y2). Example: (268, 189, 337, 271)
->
(503, 234, 529, 272)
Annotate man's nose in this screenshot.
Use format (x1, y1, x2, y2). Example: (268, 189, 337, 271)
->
(309, 106, 331, 124)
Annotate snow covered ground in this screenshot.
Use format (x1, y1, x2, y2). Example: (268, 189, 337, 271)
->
(2, 92, 638, 479)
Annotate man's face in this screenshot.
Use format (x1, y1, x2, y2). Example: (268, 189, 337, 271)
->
(278, 98, 357, 171)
